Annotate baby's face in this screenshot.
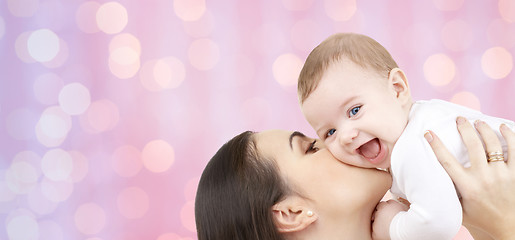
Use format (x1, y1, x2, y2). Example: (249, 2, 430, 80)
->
(301, 58, 409, 169)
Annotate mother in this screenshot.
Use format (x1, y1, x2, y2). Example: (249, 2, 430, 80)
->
(195, 122, 515, 239)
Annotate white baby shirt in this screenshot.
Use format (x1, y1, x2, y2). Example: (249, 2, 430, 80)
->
(389, 99, 514, 240)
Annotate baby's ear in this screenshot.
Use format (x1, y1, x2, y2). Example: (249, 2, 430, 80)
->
(272, 196, 318, 233)
(388, 68, 411, 104)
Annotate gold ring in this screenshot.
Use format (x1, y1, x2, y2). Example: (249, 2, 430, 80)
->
(487, 151, 505, 162)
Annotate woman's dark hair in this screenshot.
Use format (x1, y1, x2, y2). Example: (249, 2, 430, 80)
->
(195, 131, 288, 240)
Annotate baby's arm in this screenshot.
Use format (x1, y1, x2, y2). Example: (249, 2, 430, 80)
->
(372, 200, 409, 240)
(388, 132, 463, 240)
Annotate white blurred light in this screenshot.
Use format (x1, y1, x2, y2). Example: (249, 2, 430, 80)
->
(6, 215, 39, 240)
(173, 0, 206, 21)
(35, 106, 72, 147)
(5, 162, 38, 194)
(7, 0, 39, 17)
(27, 29, 60, 62)
(96, 2, 128, 34)
(41, 149, 73, 181)
(58, 83, 91, 115)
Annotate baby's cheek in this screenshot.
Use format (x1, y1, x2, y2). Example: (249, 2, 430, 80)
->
(328, 145, 347, 163)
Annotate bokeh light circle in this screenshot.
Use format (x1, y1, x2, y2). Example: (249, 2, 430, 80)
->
(139, 58, 188, 91)
(33, 73, 64, 105)
(5, 161, 39, 194)
(499, 0, 515, 23)
(35, 106, 72, 147)
(423, 53, 456, 86)
(487, 19, 515, 49)
(0, 181, 16, 202)
(184, 177, 199, 200)
(5, 208, 36, 223)
(69, 151, 89, 183)
(450, 91, 481, 111)
(15, 31, 36, 63)
(273, 53, 303, 87)
(173, 0, 206, 21)
(41, 148, 73, 181)
(109, 55, 141, 79)
(324, 0, 356, 21)
(76, 1, 101, 33)
(111, 145, 142, 177)
(117, 187, 149, 219)
(139, 60, 162, 91)
(110, 46, 139, 65)
(27, 187, 58, 215)
(182, 10, 214, 38)
(282, 0, 314, 11)
(96, 2, 128, 34)
(291, 19, 322, 52)
(142, 140, 175, 173)
(80, 99, 120, 133)
(42, 38, 69, 69)
(74, 203, 107, 235)
(40, 177, 74, 202)
(188, 38, 220, 70)
(0, 16, 5, 39)
(241, 97, 270, 128)
(109, 33, 141, 56)
(6, 108, 38, 140)
(27, 29, 60, 62)
(157, 233, 182, 240)
(155, 57, 186, 89)
(6, 215, 39, 240)
(58, 82, 92, 115)
(441, 19, 473, 51)
(7, 0, 39, 17)
(433, 0, 464, 11)
(481, 47, 513, 79)
(180, 200, 196, 232)
(12, 150, 42, 176)
(38, 220, 64, 240)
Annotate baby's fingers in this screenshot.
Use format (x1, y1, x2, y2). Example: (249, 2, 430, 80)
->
(425, 130, 466, 186)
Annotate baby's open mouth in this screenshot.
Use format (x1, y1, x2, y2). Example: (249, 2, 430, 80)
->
(357, 138, 381, 159)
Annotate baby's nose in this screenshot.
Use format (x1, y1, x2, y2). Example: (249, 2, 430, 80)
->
(338, 128, 358, 145)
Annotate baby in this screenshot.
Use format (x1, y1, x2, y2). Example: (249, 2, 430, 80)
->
(298, 33, 514, 240)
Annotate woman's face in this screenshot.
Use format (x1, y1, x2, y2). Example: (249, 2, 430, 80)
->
(254, 129, 392, 237)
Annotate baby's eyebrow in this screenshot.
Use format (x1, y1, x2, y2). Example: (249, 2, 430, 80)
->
(289, 131, 306, 150)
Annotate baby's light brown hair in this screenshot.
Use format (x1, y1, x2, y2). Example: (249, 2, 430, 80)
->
(298, 33, 399, 104)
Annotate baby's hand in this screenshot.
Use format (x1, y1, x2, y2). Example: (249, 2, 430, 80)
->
(372, 199, 409, 240)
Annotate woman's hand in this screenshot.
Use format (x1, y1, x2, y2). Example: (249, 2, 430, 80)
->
(424, 117, 515, 240)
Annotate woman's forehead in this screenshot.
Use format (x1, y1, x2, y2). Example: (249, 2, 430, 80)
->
(254, 130, 295, 156)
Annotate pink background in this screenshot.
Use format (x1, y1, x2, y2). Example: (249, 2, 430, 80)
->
(1, 0, 514, 239)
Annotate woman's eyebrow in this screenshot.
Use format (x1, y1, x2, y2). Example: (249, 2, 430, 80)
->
(289, 131, 306, 150)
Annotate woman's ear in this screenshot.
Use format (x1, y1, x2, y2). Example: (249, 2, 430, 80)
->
(272, 196, 318, 233)
(388, 68, 412, 105)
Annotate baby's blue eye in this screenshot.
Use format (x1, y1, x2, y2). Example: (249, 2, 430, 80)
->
(326, 129, 336, 138)
(349, 106, 361, 117)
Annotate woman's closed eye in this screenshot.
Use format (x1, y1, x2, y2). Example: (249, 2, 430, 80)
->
(348, 105, 361, 117)
(306, 140, 319, 154)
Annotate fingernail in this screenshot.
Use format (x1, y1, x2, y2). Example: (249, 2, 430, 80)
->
(474, 120, 483, 128)
(424, 131, 433, 143)
(456, 116, 466, 124)
(501, 123, 509, 131)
